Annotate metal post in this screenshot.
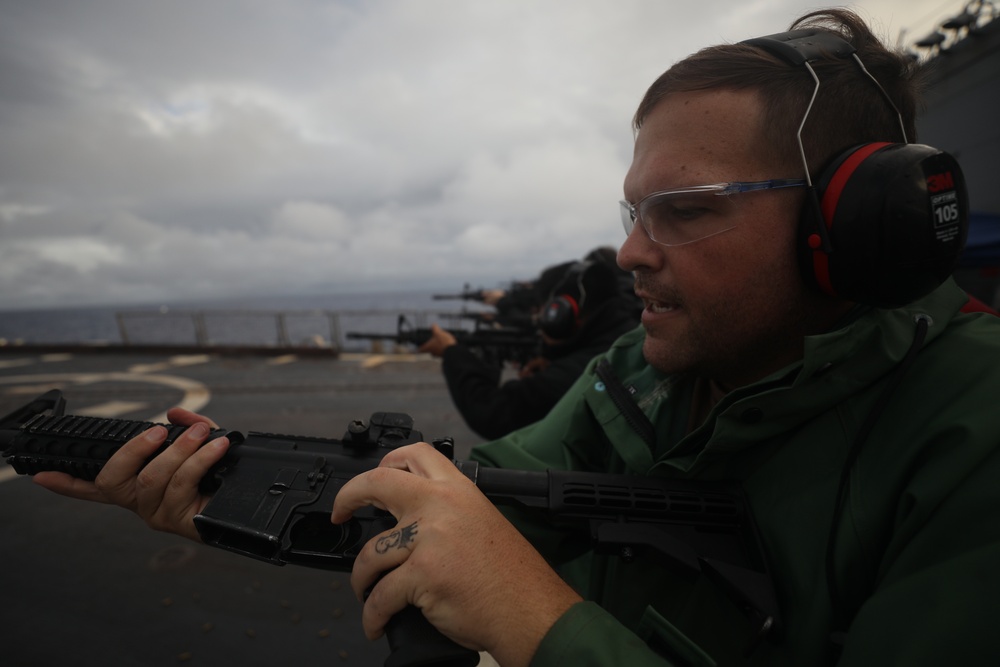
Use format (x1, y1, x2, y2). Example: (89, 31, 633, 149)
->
(329, 312, 341, 351)
(194, 312, 208, 347)
(116, 313, 131, 346)
(276, 313, 289, 347)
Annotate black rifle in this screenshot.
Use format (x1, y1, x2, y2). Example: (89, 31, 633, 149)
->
(346, 315, 539, 367)
(2, 390, 781, 664)
(432, 281, 535, 304)
(436, 310, 539, 332)
(434, 282, 542, 332)
(436, 311, 497, 325)
(432, 290, 487, 302)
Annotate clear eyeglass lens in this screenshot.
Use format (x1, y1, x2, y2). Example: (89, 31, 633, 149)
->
(619, 201, 637, 236)
(632, 190, 737, 246)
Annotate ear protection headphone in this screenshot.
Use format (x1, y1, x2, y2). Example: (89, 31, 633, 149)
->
(538, 262, 589, 339)
(740, 30, 968, 308)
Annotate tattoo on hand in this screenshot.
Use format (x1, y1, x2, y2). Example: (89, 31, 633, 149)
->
(375, 522, 418, 554)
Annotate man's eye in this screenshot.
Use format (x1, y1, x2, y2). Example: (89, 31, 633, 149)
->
(647, 202, 711, 224)
(666, 205, 709, 222)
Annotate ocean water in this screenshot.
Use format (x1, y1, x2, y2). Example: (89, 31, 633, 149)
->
(0, 289, 491, 351)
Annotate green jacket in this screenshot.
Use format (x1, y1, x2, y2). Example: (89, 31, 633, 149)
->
(471, 279, 1000, 666)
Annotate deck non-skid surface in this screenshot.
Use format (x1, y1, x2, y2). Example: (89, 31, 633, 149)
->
(0, 350, 486, 667)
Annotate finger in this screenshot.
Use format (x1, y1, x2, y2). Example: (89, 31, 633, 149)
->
(378, 442, 464, 480)
(166, 408, 219, 429)
(147, 435, 230, 535)
(332, 456, 468, 525)
(332, 448, 470, 525)
(160, 434, 230, 505)
(331, 466, 400, 524)
(93, 425, 171, 505)
(32, 471, 111, 504)
(350, 519, 421, 602)
(360, 564, 415, 641)
(131, 422, 214, 516)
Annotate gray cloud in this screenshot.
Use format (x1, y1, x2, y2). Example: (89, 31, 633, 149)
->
(0, 0, 950, 308)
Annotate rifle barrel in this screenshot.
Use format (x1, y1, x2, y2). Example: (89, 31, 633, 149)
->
(431, 292, 484, 301)
(345, 332, 400, 340)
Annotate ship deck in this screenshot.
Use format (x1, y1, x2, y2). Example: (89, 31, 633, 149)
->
(0, 348, 488, 667)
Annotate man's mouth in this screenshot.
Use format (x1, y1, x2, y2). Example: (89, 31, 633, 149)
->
(646, 300, 679, 313)
(636, 289, 681, 314)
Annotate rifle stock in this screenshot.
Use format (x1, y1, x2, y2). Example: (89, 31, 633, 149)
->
(2, 390, 781, 662)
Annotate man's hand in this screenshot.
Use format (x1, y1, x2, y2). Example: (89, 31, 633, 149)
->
(418, 324, 459, 357)
(31, 408, 230, 542)
(518, 356, 552, 378)
(331, 442, 582, 667)
(480, 289, 507, 306)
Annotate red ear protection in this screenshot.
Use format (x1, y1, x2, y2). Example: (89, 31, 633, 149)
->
(538, 294, 581, 339)
(799, 142, 968, 307)
(742, 29, 970, 307)
(538, 262, 588, 339)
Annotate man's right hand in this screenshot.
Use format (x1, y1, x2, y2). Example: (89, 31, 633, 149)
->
(331, 442, 582, 667)
(31, 408, 230, 543)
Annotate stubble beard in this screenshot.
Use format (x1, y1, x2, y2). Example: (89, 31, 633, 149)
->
(638, 273, 813, 388)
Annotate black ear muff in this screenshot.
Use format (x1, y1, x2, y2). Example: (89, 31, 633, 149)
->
(743, 29, 969, 308)
(798, 142, 968, 308)
(538, 294, 581, 339)
(538, 262, 589, 339)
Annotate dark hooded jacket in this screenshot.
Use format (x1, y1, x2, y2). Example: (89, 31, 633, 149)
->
(440, 261, 640, 440)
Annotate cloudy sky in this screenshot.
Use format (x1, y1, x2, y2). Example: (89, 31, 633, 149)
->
(0, 0, 960, 309)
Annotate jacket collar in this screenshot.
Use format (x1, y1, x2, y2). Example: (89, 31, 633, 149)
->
(632, 279, 972, 474)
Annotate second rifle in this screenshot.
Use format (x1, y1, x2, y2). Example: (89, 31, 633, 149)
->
(346, 315, 539, 366)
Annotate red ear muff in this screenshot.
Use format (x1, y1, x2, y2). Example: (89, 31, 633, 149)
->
(743, 29, 969, 307)
(538, 261, 591, 339)
(798, 142, 968, 307)
(538, 294, 580, 339)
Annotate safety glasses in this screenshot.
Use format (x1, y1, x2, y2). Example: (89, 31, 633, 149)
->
(620, 179, 806, 246)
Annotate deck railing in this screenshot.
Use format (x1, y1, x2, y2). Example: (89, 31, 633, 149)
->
(113, 309, 439, 352)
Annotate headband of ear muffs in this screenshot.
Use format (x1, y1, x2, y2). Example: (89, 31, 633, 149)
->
(538, 262, 589, 339)
(742, 29, 969, 308)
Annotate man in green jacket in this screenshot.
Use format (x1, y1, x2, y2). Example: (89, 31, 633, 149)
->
(35, 7, 1000, 666)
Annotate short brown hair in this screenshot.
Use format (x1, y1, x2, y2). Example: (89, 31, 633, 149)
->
(633, 9, 924, 177)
